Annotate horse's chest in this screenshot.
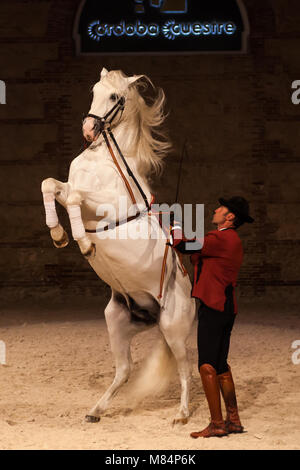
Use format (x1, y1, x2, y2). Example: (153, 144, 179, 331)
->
(68, 158, 101, 191)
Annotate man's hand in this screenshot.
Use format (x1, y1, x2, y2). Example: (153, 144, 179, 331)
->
(169, 223, 183, 246)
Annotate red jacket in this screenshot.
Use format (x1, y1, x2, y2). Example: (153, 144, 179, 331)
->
(172, 227, 243, 314)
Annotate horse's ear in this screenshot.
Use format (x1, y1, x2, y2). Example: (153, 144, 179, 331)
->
(127, 75, 144, 87)
(100, 67, 109, 79)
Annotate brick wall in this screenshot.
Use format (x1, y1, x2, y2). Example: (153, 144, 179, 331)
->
(0, 0, 299, 306)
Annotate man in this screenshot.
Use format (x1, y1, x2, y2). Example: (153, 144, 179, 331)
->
(170, 196, 254, 438)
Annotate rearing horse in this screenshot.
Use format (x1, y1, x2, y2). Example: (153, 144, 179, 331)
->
(41, 68, 195, 424)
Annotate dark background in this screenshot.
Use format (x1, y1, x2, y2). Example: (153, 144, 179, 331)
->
(0, 0, 299, 313)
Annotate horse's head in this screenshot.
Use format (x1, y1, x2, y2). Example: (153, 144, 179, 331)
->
(82, 68, 170, 178)
(82, 68, 143, 142)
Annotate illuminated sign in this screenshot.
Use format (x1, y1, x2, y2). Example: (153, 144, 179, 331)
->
(74, 0, 249, 54)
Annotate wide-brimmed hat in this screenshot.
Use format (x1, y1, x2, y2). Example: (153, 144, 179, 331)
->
(218, 196, 254, 223)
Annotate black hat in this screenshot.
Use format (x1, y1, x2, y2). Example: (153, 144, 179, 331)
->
(218, 196, 254, 223)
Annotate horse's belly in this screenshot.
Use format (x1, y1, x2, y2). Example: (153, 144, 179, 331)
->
(86, 214, 173, 296)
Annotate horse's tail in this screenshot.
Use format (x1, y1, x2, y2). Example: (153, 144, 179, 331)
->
(128, 334, 177, 405)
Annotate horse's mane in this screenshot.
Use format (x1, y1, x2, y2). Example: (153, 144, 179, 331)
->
(105, 70, 172, 179)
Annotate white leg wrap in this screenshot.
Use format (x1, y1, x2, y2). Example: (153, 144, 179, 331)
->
(68, 205, 86, 240)
(43, 192, 59, 228)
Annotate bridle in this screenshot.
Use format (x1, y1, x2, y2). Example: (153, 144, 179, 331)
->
(86, 96, 126, 132)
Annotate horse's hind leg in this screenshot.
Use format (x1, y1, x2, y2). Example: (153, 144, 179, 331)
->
(159, 271, 196, 425)
(161, 328, 192, 425)
(41, 177, 69, 248)
(85, 290, 149, 423)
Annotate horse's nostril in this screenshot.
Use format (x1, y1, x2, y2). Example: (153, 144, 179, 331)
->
(84, 133, 93, 142)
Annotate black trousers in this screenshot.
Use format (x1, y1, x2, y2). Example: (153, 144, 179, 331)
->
(197, 301, 236, 375)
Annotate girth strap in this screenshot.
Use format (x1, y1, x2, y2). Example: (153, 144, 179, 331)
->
(85, 210, 145, 234)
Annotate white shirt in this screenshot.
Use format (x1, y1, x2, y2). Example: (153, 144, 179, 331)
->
(170, 225, 232, 245)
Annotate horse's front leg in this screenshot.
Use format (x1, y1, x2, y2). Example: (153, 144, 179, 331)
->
(41, 177, 69, 248)
(66, 191, 95, 258)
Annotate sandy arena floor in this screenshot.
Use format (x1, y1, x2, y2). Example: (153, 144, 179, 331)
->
(0, 303, 299, 450)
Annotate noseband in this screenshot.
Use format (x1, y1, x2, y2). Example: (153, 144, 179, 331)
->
(86, 96, 126, 134)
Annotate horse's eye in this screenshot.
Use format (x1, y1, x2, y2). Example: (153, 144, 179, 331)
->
(110, 93, 118, 101)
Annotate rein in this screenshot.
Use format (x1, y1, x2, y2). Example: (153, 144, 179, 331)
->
(86, 96, 150, 213)
(84, 96, 187, 299)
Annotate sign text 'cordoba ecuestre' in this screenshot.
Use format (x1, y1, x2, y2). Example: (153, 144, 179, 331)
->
(74, 0, 249, 54)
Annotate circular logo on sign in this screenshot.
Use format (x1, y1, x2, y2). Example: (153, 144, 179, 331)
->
(162, 20, 176, 40)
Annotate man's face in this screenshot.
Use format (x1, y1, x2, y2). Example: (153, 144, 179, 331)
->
(212, 205, 234, 225)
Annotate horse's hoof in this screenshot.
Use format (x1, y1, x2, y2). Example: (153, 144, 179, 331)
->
(85, 415, 100, 423)
(52, 231, 69, 248)
(172, 417, 188, 426)
(83, 243, 96, 259)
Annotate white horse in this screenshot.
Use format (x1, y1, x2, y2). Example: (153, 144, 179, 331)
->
(41, 68, 195, 424)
